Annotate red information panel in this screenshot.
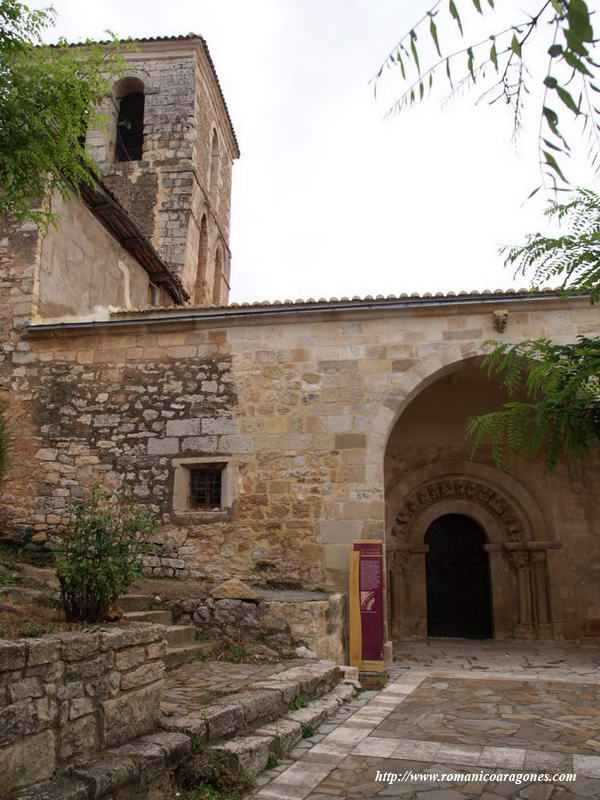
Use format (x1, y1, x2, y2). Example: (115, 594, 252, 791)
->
(353, 540, 384, 664)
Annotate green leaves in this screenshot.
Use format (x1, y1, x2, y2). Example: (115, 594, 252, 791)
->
(0, 402, 10, 492)
(0, 1, 124, 227)
(504, 188, 600, 304)
(567, 0, 593, 43)
(468, 336, 600, 470)
(543, 150, 568, 182)
(490, 41, 498, 70)
(449, 0, 463, 35)
(429, 16, 442, 57)
(377, 0, 599, 192)
(542, 106, 560, 136)
(556, 85, 580, 114)
(56, 486, 160, 622)
(469, 190, 600, 470)
(410, 29, 420, 74)
(467, 47, 475, 80)
(563, 49, 592, 76)
(510, 33, 522, 57)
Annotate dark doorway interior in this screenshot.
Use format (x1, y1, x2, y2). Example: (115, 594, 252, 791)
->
(425, 514, 492, 638)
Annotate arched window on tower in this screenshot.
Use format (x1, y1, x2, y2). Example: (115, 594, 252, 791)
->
(194, 215, 208, 305)
(212, 248, 223, 305)
(209, 129, 220, 194)
(114, 78, 145, 162)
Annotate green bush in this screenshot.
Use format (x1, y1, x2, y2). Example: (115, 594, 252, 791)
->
(56, 487, 158, 622)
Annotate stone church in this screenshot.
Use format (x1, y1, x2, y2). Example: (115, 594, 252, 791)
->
(1, 34, 598, 650)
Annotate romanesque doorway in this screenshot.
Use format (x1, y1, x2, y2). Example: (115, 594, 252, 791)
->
(425, 514, 492, 639)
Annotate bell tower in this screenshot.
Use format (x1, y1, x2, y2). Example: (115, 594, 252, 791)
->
(84, 34, 239, 305)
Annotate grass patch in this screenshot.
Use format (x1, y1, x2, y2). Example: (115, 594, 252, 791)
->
(301, 723, 316, 739)
(266, 755, 279, 770)
(212, 689, 239, 699)
(0, 596, 74, 639)
(218, 643, 251, 663)
(176, 749, 254, 800)
(273, 646, 296, 660)
(0, 573, 24, 586)
(290, 695, 308, 710)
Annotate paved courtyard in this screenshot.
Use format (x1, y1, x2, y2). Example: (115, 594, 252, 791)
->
(251, 640, 600, 799)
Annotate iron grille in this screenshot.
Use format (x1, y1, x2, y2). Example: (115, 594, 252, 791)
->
(189, 467, 222, 509)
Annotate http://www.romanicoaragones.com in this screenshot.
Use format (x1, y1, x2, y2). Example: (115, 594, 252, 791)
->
(374, 770, 576, 786)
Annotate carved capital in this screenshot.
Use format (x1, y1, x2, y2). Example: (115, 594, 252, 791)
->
(509, 549, 531, 570)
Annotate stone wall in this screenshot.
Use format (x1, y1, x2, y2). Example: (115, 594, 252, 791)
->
(264, 594, 346, 663)
(0, 625, 166, 794)
(2, 336, 234, 556)
(37, 191, 153, 320)
(2, 292, 600, 637)
(174, 593, 346, 663)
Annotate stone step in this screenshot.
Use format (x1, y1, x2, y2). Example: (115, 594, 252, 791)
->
(164, 660, 346, 746)
(164, 641, 215, 671)
(118, 593, 155, 612)
(165, 624, 197, 647)
(210, 681, 359, 778)
(123, 609, 173, 625)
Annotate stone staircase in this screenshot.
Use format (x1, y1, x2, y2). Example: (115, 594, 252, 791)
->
(13, 594, 360, 799)
(119, 593, 213, 670)
(164, 660, 360, 779)
(118, 593, 362, 782)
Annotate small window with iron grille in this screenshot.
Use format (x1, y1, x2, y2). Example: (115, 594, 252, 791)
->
(189, 465, 223, 510)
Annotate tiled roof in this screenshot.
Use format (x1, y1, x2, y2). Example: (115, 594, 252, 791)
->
(110, 287, 565, 318)
(58, 33, 239, 158)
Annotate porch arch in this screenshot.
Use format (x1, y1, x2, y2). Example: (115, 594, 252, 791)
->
(379, 347, 562, 641)
(367, 344, 484, 485)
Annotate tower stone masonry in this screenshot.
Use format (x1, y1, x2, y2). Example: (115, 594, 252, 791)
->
(84, 35, 240, 305)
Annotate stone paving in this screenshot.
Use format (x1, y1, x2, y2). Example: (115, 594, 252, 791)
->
(162, 658, 308, 716)
(372, 676, 600, 754)
(250, 641, 600, 799)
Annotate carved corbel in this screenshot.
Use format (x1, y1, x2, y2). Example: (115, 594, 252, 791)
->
(493, 309, 509, 332)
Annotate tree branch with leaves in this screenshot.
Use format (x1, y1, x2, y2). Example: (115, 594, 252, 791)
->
(467, 189, 600, 470)
(467, 335, 600, 470)
(0, 0, 124, 228)
(377, 4, 600, 470)
(375, 0, 599, 194)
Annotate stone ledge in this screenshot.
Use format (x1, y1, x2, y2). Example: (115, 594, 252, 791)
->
(8, 777, 89, 800)
(8, 731, 191, 800)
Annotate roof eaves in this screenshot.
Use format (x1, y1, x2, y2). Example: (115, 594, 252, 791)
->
(78, 178, 189, 305)
(109, 287, 569, 318)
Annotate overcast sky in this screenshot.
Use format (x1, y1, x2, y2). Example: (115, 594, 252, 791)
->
(34, 0, 594, 303)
